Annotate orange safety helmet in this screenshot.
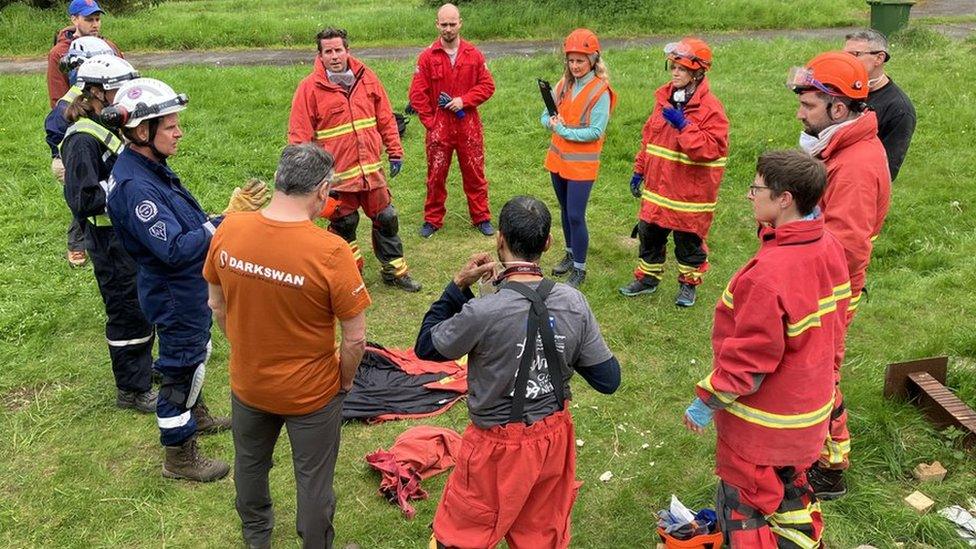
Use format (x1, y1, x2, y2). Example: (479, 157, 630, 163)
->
(564, 28, 601, 55)
(787, 51, 868, 100)
(665, 38, 712, 71)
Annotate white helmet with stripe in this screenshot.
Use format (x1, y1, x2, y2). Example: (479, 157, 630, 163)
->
(76, 55, 139, 90)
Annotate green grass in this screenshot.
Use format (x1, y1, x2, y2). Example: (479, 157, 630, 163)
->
(0, 0, 869, 56)
(2, 33, 976, 547)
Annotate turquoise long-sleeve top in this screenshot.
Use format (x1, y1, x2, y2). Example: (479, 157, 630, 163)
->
(540, 70, 611, 143)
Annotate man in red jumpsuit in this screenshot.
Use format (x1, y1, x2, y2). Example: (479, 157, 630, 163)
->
(685, 149, 851, 548)
(408, 3, 496, 239)
(788, 51, 891, 499)
(289, 27, 421, 292)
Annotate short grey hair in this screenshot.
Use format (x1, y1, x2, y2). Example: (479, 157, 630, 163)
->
(274, 143, 334, 196)
(845, 29, 888, 52)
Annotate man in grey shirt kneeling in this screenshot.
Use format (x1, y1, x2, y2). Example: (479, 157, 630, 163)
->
(415, 195, 621, 549)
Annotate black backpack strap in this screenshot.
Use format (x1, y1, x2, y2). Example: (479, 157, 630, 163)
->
(501, 279, 566, 424)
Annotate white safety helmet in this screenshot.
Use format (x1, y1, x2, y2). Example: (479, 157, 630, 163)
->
(104, 77, 189, 129)
(61, 36, 114, 72)
(76, 55, 139, 90)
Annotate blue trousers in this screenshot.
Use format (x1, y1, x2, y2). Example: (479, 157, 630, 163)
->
(155, 331, 210, 446)
(550, 173, 594, 267)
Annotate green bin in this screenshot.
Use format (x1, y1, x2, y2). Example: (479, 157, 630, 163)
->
(867, 0, 915, 37)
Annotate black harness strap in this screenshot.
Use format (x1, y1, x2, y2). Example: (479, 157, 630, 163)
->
(717, 481, 767, 537)
(501, 279, 567, 424)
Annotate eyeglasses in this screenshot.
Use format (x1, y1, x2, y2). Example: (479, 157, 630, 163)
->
(748, 185, 772, 197)
(846, 50, 885, 57)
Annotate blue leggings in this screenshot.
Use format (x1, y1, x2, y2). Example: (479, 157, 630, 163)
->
(550, 172, 594, 268)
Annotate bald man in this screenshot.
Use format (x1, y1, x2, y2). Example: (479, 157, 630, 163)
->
(409, 3, 496, 239)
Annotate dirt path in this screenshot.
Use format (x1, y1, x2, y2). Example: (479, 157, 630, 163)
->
(2, 0, 972, 75)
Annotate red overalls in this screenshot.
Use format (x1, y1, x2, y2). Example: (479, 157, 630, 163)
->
(409, 39, 495, 228)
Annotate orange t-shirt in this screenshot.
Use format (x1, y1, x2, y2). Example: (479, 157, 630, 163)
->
(203, 211, 371, 415)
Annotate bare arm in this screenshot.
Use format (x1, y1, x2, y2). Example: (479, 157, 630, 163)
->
(338, 311, 367, 391)
(207, 283, 227, 335)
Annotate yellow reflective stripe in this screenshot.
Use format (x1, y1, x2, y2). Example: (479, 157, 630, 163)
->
(314, 117, 377, 140)
(60, 119, 123, 156)
(637, 259, 664, 277)
(348, 241, 363, 261)
(721, 282, 734, 310)
(334, 160, 384, 182)
(849, 291, 862, 311)
(88, 214, 112, 226)
(388, 257, 408, 276)
(725, 398, 833, 429)
(645, 143, 727, 168)
(62, 85, 82, 103)
(641, 189, 716, 213)
(821, 433, 850, 464)
(677, 262, 704, 280)
(870, 233, 879, 242)
(786, 282, 851, 337)
(769, 501, 820, 525)
(768, 525, 820, 549)
(696, 372, 737, 405)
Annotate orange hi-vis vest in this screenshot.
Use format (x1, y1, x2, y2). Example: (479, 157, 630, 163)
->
(544, 76, 617, 181)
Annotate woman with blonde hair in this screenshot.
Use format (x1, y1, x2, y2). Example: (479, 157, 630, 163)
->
(542, 28, 617, 288)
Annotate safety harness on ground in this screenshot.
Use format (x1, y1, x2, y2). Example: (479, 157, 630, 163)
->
(500, 278, 567, 424)
(59, 117, 124, 227)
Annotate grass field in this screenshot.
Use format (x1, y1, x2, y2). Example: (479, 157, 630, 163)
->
(2, 28, 976, 547)
(0, 0, 870, 56)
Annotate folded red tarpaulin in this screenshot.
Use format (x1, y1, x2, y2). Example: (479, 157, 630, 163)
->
(365, 426, 463, 519)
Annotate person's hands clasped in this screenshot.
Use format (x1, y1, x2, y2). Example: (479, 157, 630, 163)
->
(453, 252, 497, 290)
(548, 114, 565, 130)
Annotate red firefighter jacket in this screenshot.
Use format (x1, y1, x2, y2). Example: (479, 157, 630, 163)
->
(47, 27, 123, 108)
(634, 77, 729, 239)
(288, 55, 403, 193)
(408, 38, 495, 131)
(696, 218, 851, 466)
(817, 111, 891, 303)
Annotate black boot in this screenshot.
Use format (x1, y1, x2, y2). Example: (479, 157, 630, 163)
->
(807, 465, 847, 500)
(552, 252, 573, 276)
(383, 273, 422, 292)
(116, 388, 158, 414)
(566, 267, 586, 288)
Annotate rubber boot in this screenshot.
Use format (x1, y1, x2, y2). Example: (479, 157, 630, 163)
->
(162, 436, 230, 482)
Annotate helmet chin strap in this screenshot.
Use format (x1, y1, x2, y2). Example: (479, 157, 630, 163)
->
(128, 119, 169, 161)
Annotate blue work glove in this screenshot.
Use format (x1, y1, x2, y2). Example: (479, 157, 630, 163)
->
(438, 91, 466, 119)
(662, 107, 688, 131)
(389, 158, 402, 178)
(685, 397, 714, 429)
(630, 173, 644, 198)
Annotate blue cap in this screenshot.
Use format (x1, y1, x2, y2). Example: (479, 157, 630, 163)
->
(68, 0, 104, 16)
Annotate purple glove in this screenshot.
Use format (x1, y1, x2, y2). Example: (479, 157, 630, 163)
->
(662, 107, 688, 131)
(630, 173, 644, 198)
(438, 92, 466, 119)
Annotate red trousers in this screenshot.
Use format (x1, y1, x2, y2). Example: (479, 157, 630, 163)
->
(716, 439, 823, 548)
(424, 116, 491, 228)
(433, 409, 578, 549)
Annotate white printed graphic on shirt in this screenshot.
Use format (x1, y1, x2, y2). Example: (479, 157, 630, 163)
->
(135, 200, 158, 222)
(511, 316, 564, 399)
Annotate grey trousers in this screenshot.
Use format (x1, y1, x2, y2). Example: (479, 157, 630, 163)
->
(232, 392, 344, 549)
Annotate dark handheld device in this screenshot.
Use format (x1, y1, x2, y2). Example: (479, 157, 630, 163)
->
(538, 79, 558, 116)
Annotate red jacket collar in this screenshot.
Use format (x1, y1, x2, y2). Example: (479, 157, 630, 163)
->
(655, 75, 712, 108)
(429, 38, 472, 55)
(759, 216, 824, 247)
(312, 55, 367, 90)
(820, 111, 879, 160)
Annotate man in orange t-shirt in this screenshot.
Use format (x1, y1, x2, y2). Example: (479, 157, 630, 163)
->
(204, 143, 370, 549)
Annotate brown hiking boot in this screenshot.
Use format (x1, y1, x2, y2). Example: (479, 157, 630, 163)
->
(162, 436, 229, 482)
(192, 400, 231, 435)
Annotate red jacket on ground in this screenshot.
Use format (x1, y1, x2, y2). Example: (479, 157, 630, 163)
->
(408, 38, 494, 130)
(817, 111, 891, 298)
(634, 77, 729, 239)
(696, 218, 851, 466)
(46, 27, 123, 108)
(288, 55, 403, 193)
